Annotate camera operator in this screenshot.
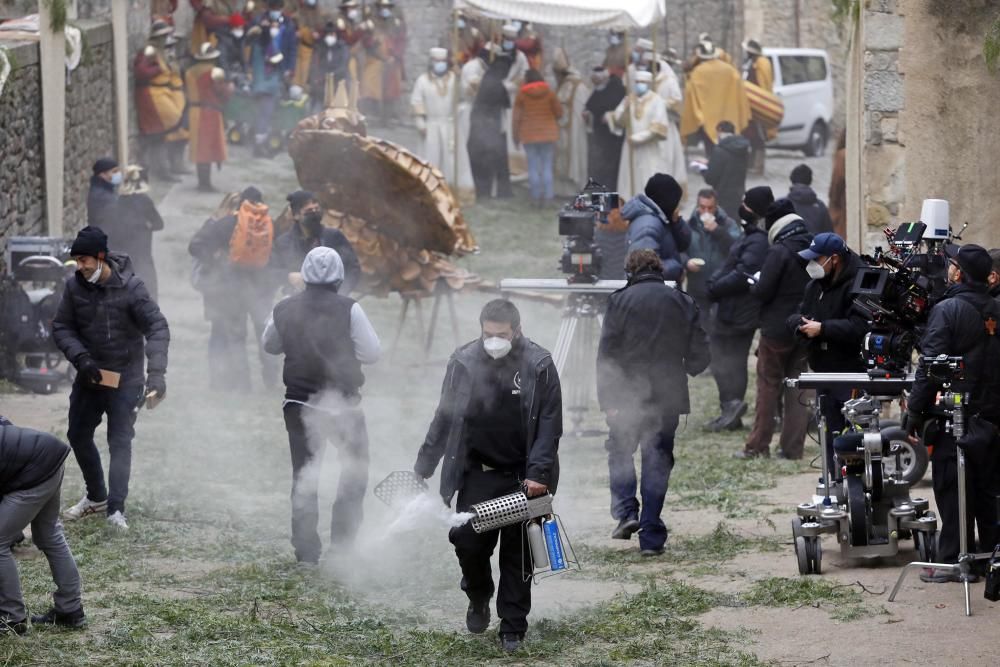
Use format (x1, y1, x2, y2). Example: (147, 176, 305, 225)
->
(703, 191, 769, 431)
(597, 249, 709, 554)
(905, 244, 1000, 583)
(787, 232, 867, 474)
(683, 188, 740, 331)
(622, 173, 692, 281)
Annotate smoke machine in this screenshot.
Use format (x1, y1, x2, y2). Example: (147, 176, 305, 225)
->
(469, 491, 579, 582)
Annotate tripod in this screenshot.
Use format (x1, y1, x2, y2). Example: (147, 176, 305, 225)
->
(552, 293, 605, 437)
(888, 386, 993, 616)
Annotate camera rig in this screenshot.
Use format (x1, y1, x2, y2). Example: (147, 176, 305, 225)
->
(558, 179, 619, 284)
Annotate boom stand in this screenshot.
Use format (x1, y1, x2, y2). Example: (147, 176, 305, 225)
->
(552, 294, 604, 437)
(888, 390, 990, 616)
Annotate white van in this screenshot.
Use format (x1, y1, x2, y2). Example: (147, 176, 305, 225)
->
(762, 48, 834, 157)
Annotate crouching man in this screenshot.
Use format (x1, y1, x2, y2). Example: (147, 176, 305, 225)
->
(0, 417, 84, 634)
(413, 299, 562, 653)
(263, 247, 381, 565)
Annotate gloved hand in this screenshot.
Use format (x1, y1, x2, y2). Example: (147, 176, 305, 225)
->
(76, 355, 103, 384)
(902, 410, 925, 438)
(145, 373, 167, 401)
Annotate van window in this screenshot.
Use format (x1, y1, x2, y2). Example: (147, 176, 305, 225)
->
(778, 55, 827, 85)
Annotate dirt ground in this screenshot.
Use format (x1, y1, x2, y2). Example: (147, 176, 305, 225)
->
(5, 127, 998, 666)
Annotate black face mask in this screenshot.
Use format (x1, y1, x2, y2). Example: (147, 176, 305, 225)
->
(302, 210, 323, 234)
(738, 206, 758, 227)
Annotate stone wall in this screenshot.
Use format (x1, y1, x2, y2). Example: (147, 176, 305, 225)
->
(0, 19, 115, 249)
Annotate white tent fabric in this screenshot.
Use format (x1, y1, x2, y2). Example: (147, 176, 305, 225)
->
(453, 0, 665, 29)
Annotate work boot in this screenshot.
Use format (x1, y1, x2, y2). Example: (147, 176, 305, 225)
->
(640, 547, 665, 557)
(168, 142, 191, 174)
(611, 516, 640, 540)
(499, 632, 523, 652)
(196, 164, 215, 192)
(716, 400, 748, 431)
(31, 607, 86, 629)
(465, 598, 490, 634)
(0, 618, 28, 636)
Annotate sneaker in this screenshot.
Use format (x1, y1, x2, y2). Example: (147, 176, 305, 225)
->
(499, 632, 523, 652)
(919, 567, 958, 583)
(30, 607, 86, 629)
(611, 517, 640, 540)
(63, 495, 107, 520)
(465, 598, 490, 634)
(106, 511, 129, 531)
(640, 547, 665, 557)
(0, 618, 27, 635)
(733, 449, 768, 460)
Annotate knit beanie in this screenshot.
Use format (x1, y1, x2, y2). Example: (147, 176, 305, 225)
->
(643, 174, 683, 218)
(70, 226, 109, 258)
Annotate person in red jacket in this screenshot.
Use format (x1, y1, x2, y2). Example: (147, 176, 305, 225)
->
(512, 69, 562, 204)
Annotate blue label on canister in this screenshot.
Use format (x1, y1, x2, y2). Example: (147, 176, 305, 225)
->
(543, 518, 566, 571)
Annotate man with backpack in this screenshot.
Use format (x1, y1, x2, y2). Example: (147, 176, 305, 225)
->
(905, 244, 1000, 583)
(189, 186, 280, 391)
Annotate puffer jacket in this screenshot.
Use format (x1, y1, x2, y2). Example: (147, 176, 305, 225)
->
(787, 184, 834, 236)
(512, 81, 562, 145)
(623, 194, 692, 282)
(753, 216, 812, 341)
(0, 425, 71, 495)
(706, 224, 767, 332)
(52, 252, 170, 385)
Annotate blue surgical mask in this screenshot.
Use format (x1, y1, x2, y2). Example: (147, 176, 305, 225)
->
(380, 8, 392, 18)
(609, 35, 621, 46)
(511, 21, 522, 32)
(457, 18, 466, 29)
(433, 61, 448, 75)
(502, 39, 514, 51)
(634, 83, 649, 96)
(631, 51, 640, 63)
(269, 10, 282, 21)
(110, 172, 123, 186)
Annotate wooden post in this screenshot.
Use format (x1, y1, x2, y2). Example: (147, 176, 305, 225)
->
(38, 0, 66, 238)
(112, 0, 130, 167)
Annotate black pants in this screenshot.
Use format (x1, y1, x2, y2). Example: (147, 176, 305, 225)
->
(448, 467, 530, 636)
(283, 402, 370, 564)
(207, 283, 279, 392)
(66, 382, 145, 515)
(932, 439, 1000, 564)
(468, 134, 512, 199)
(710, 329, 755, 405)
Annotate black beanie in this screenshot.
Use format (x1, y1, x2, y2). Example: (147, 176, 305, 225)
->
(92, 157, 118, 175)
(240, 186, 263, 204)
(790, 164, 812, 186)
(70, 226, 109, 258)
(743, 186, 774, 217)
(286, 190, 316, 213)
(644, 173, 683, 218)
(764, 198, 798, 230)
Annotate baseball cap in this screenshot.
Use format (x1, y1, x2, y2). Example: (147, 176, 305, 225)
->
(799, 232, 847, 261)
(945, 243, 992, 284)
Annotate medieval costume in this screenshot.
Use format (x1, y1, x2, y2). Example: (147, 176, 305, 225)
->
(584, 68, 626, 190)
(292, 0, 324, 88)
(742, 39, 774, 174)
(552, 48, 588, 190)
(185, 43, 234, 191)
(410, 48, 458, 183)
(456, 49, 488, 204)
(679, 42, 750, 156)
(134, 20, 189, 181)
(468, 52, 513, 199)
(360, 0, 406, 125)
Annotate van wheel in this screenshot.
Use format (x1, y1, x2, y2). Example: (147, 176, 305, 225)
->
(803, 121, 828, 157)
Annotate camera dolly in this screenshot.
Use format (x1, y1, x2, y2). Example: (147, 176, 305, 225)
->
(786, 372, 937, 575)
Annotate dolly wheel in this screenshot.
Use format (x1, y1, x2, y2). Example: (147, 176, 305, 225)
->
(795, 536, 810, 575)
(807, 537, 823, 574)
(914, 530, 936, 562)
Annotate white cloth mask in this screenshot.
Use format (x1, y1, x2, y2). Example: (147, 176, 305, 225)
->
(232, 29, 244, 39)
(483, 337, 512, 360)
(87, 260, 104, 285)
(325, 35, 337, 46)
(806, 259, 827, 280)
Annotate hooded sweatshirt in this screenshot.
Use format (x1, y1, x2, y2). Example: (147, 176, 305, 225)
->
(787, 183, 834, 236)
(512, 80, 562, 145)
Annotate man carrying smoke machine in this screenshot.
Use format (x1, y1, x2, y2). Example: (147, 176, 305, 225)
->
(413, 299, 562, 653)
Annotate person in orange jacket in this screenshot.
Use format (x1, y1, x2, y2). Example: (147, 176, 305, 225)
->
(512, 69, 562, 204)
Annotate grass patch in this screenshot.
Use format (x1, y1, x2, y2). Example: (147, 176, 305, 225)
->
(739, 577, 886, 622)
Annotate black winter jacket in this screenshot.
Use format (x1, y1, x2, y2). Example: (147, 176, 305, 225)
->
(0, 425, 71, 495)
(86, 176, 118, 229)
(786, 252, 867, 372)
(909, 283, 1000, 421)
(273, 225, 361, 295)
(787, 184, 834, 236)
(753, 218, 812, 341)
(52, 253, 170, 385)
(706, 224, 767, 331)
(266, 285, 364, 401)
(703, 134, 750, 218)
(415, 337, 562, 504)
(623, 195, 692, 282)
(597, 272, 710, 414)
(683, 206, 740, 303)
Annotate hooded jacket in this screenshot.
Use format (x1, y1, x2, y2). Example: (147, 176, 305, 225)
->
(597, 271, 710, 414)
(623, 194, 692, 282)
(414, 337, 562, 504)
(512, 80, 562, 145)
(52, 252, 170, 385)
(702, 133, 750, 217)
(683, 205, 740, 302)
(753, 216, 812, 341)
(0, 424, 71, 495)
(273, 224, 361, 295)
(706, 223, 767, 332)
(786, 251, 867, 372)
(87, 175, 118, 229)
(787, 184, 834, 236)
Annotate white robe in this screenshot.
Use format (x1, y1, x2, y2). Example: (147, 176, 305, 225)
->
(502, 50, 529, 180)
(410, 71, 458, 184)
(606, 90, 686, 198)
(456, 58, 485, 203)
(555, 71, 589, 189)
(651, 61, 688, 191)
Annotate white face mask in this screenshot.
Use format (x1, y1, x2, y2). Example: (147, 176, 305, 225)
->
(483, 336, 512, 360)
(380, 8, 392, 18)
(86, 260, 104, 285)
(457, 18, 466, 29)
(347, 8, 360, 21)
(325, 35, 337, 46)
(806, 258, 829, 280)
(609, 35, 621, 46)
(269, 26, 280, 39)
(432, 61, 448, 75)
(634, 83, 649, 96)
(232, 28, 244, 39)
(699, 211, 715, 225)
(502, 39, 515, 52)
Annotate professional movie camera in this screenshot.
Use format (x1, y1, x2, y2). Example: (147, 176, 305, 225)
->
(559, 179, 619, 284)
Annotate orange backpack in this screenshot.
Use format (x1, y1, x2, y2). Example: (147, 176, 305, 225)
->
(229, 200, 274, 268)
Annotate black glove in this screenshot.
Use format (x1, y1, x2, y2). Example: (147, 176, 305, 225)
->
(902, 410, 925, 438)
(145, 373, 167, 400)
(76, 355, 103, 384)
